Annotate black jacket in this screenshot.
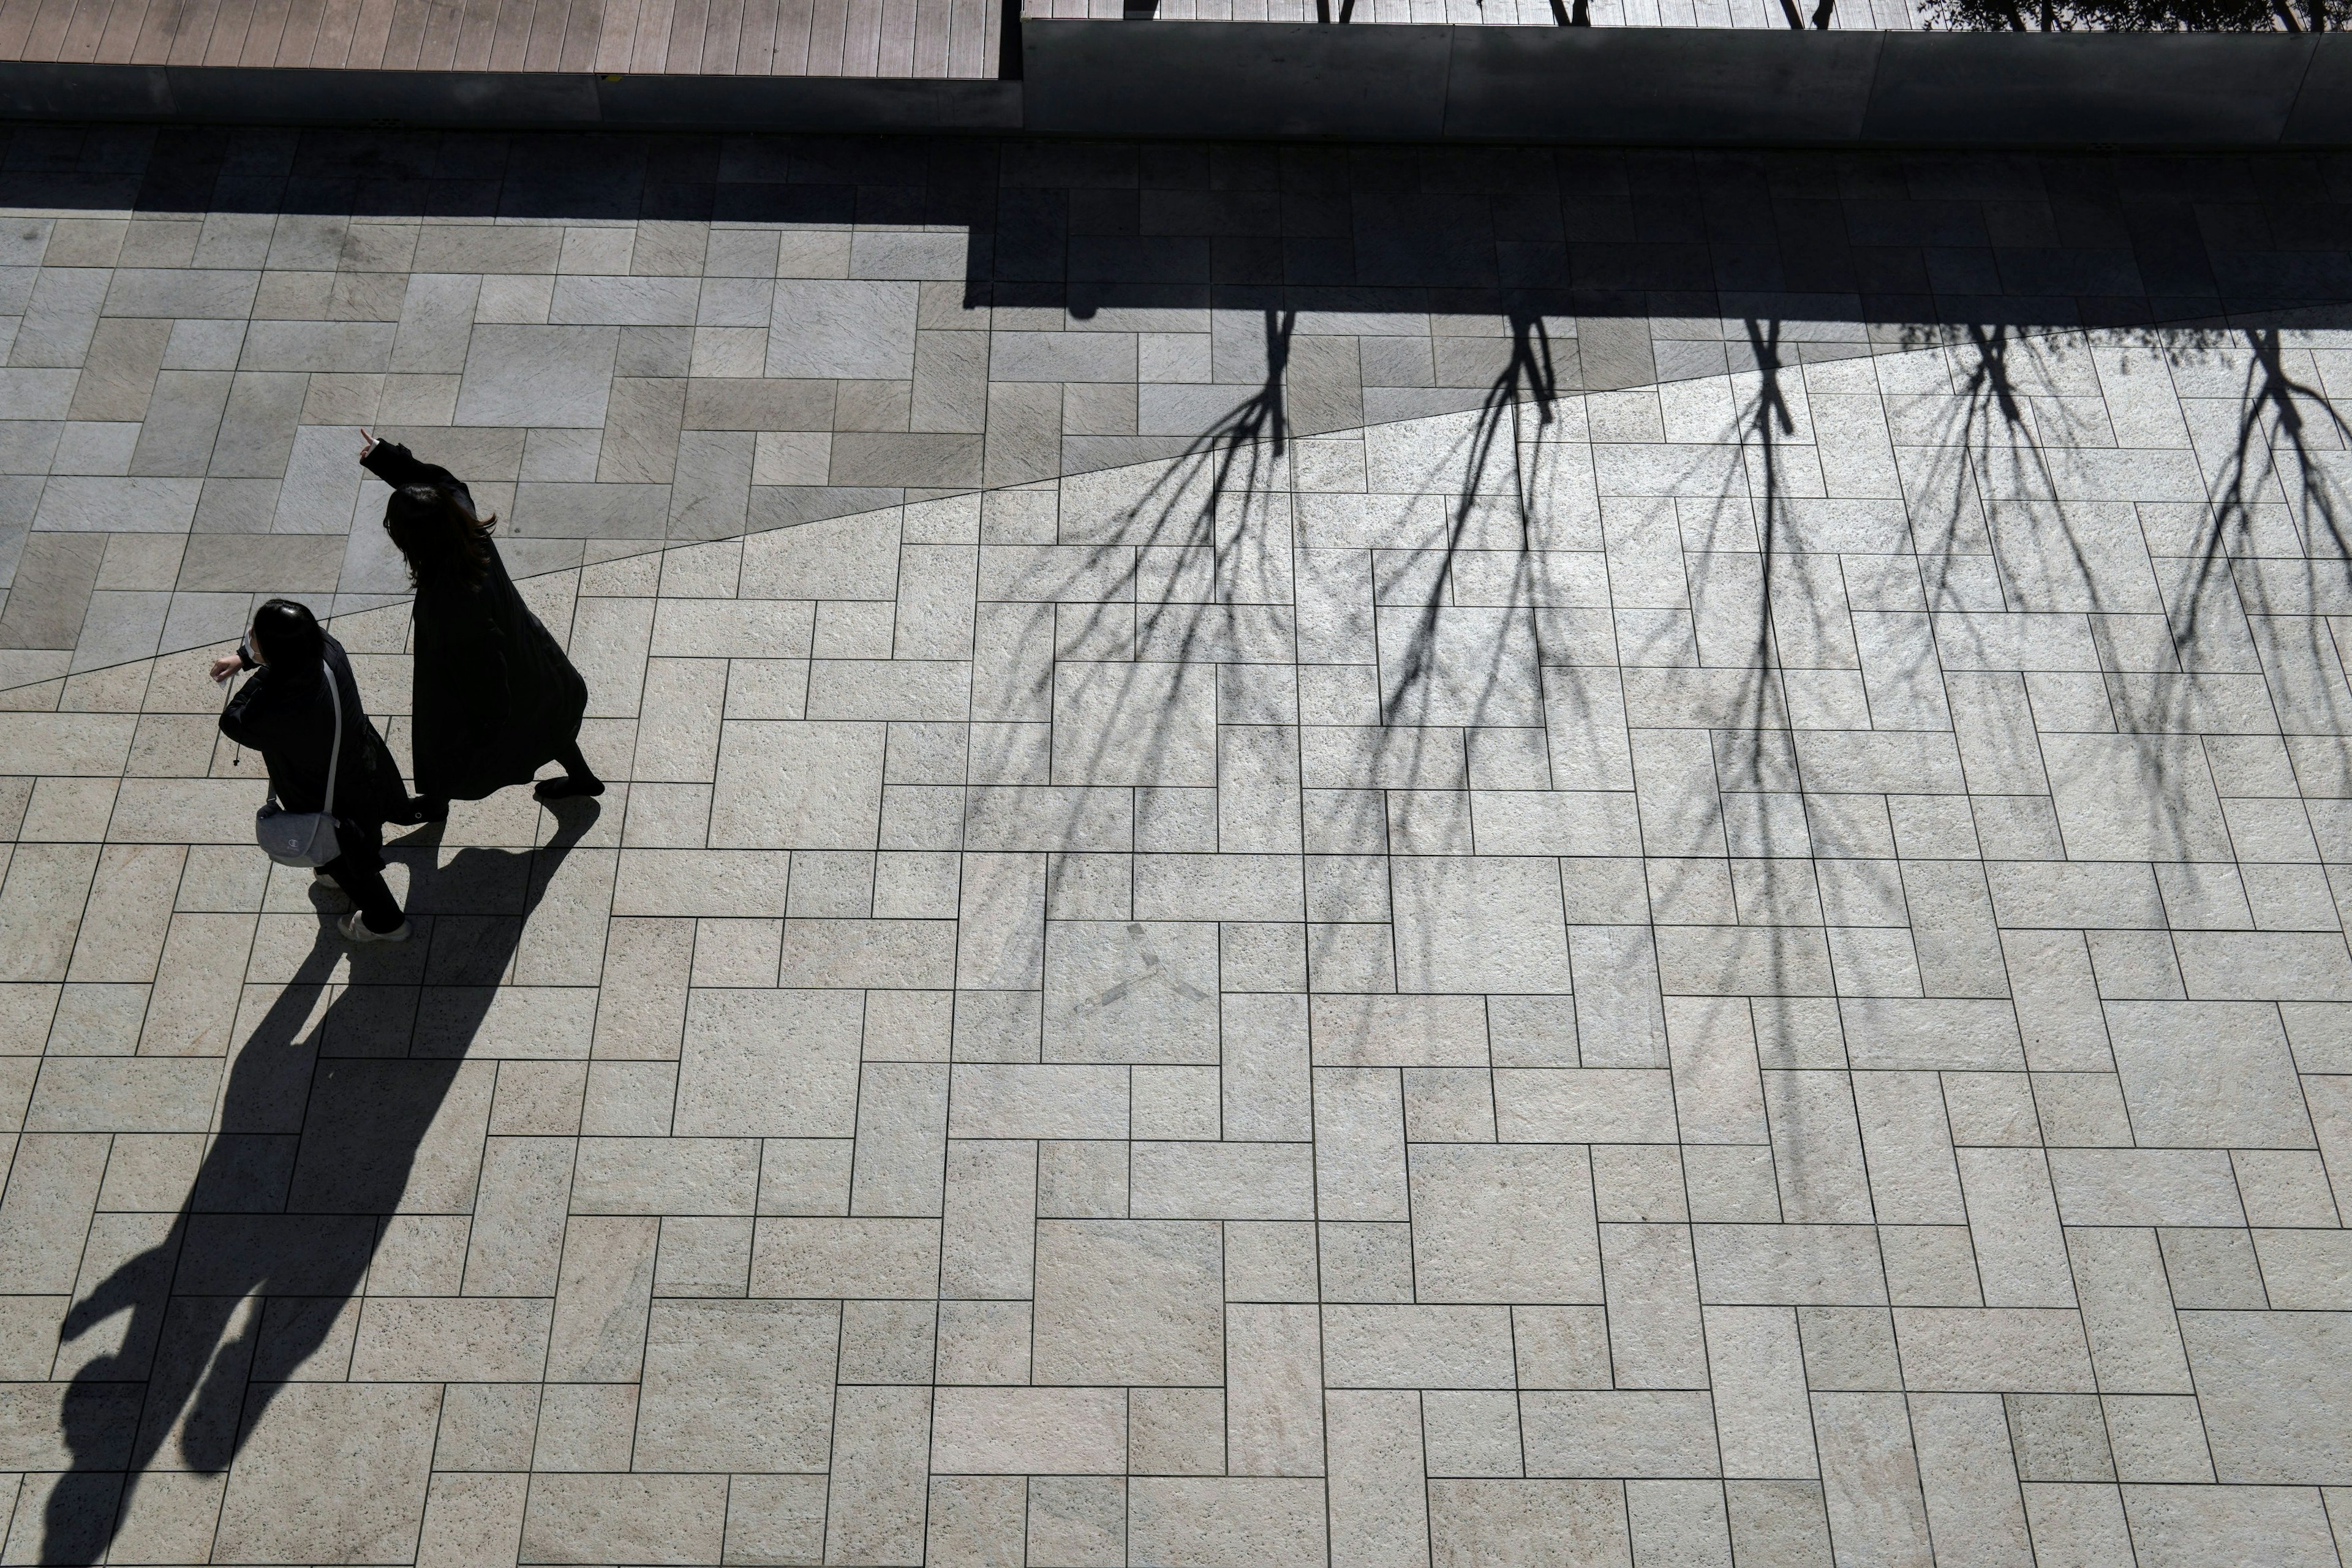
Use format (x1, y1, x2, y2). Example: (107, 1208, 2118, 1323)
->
(219, 636, 409, 829)
(361, 440, 589, 801)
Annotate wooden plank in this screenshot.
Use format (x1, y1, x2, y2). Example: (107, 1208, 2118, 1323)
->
(554, 0, 600, 65)
(738, 0, 780, 69)
(24, 0, 86, 58)
(486, 0, 533, 68)
(587, 0, 631, 68)
(839, 0, 874, 73)
(0, 0, 1033, 73)
(522, 0, 567, 69)
(57, 0, 116, 59)
(334, 0, 393, 66)
(198, 0, 253, 64)
(625, 0, 670, 71)
(274, 0, 324, 59)
(661, 0, 703, 74)
(943, 0, 981, 79)
(373, 0, 426, 62)
(92, 0, 146, 59)
(802, 0, 840, 73)
(771, 0, 809, 70)
(1, 0, 61, 56)
(51, 0, 112, 59)
(312, 0, 371, 66)
(698, 0, 739, 72)
(910, 0, 946, 78)
(450, 0, 500, 71)
(734, 0, 775, 73)
(413, 0, 466, 68)
(162, 0, 224, 66)
(234, 0, 290, 61)
(872, 0, 911, 75)
(943, 0, 970, 70)
(126, 0, 179, 60)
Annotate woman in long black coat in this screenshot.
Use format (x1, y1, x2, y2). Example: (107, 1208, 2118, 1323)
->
(359, 432, 601, 818)
(213, 598, 413, 941)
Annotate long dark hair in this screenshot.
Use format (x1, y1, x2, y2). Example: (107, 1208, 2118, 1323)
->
(252, 597, 325, 674)
(384, 482, 497, 586)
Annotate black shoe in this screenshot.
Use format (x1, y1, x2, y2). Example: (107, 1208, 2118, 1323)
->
(401, 796, 449, 824)
(533, 775, 605, 801)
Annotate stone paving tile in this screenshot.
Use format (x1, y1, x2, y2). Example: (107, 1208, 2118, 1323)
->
(7, 124, 2352, 1567)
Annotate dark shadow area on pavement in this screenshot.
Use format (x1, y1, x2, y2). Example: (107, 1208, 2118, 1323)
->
(2, 124, 2351, 341)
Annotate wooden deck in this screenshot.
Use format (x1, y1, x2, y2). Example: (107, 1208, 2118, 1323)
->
(0, 0, 1002, 78)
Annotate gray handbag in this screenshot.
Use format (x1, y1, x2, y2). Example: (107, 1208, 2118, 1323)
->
(254, 668, 344, 868)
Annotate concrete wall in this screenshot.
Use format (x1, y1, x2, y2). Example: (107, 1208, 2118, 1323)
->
(0, 63, 1024, 132)
(0, 25, 2344, 148)
(1025, 22, 2342, 148)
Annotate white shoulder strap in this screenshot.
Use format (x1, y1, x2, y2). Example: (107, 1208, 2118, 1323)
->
(321, 664, 343, 818)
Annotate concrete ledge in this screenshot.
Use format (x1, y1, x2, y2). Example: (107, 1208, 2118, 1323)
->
(0, 62, 1023, 132)
(1020, 19, 1451, 139)
(2283, 33, 2352, 143)
(1863, 31, 2315, 145)
(0, 62, 173, 121)
(0, 27, 2343, 148)
(1441, 26, 1882, 143)
(596, 74, 1021, 131)
(1027, 20, 2342, 148)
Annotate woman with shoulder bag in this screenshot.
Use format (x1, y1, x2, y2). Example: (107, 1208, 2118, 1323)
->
(211, 598, 413, 943)
(358, 429, 600, 823)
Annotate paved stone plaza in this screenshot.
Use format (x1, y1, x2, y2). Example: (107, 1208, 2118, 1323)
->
(7, 126, 2352, 1564)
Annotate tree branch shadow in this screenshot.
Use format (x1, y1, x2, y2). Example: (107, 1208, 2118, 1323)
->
(984, 302, 1577, 1003)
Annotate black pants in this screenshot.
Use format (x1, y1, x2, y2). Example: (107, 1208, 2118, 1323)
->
(412, 740, 598, 820)
(323, 818, 404, 933)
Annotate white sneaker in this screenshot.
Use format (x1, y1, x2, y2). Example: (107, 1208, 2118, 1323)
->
(339, 910, 410, 943)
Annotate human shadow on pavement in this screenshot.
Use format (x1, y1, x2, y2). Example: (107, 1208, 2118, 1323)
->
(39, 801, 598, 1566)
